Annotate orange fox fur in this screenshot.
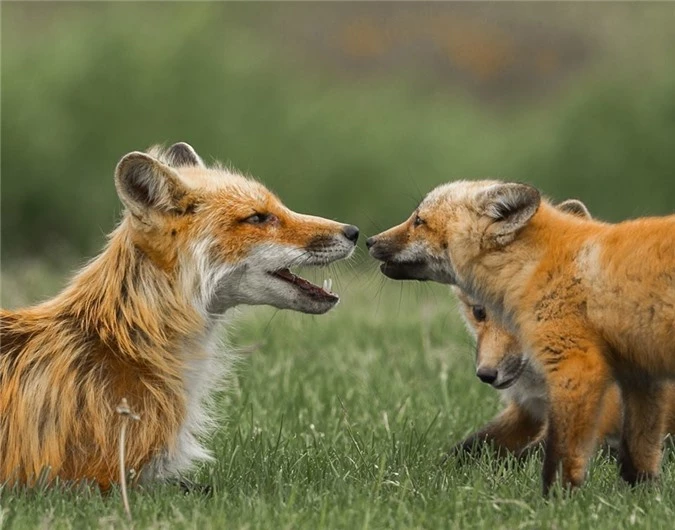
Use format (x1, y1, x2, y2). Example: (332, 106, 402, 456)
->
(368, 180, 675, 493)
(0, 142, 358, 489)
(451, 287, 675, 458)
(451, 200, 649, 456)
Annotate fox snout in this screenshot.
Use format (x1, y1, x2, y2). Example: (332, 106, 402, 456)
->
(366, 231, 417, 267)
(305, 224, 358, 255)
(476, 355, 527, 390)
(342, 225, 360, 243)
(298, 222, 359, 266)
(476, 366, 498, 385)
(365, 235, 398, 261)
(367, 235, 429, 281)
(367, 231, 456, 284)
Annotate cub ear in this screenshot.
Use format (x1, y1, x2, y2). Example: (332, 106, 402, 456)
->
(480, 183, 540, 245)
(165, 142, 204, 168)
(115, 152, 190, 217)
(556, 199, 591, 219)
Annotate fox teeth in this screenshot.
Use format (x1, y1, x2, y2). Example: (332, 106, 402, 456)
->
(323, 278, 333, 292)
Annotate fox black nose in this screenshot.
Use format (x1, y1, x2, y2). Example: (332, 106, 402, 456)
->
(343, 225, 360, 243)
(476, 367, 498, 385)
(365, 237, 375, 249)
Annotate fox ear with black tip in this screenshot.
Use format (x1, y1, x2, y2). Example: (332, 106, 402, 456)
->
(115, 151, 192, 219)
(479, 182, 541, 246)
(556, 199, 591, 219)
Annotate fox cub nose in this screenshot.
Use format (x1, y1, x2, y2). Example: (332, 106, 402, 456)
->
(342, 225, 360, 243)
(476, 367, 498, 385)
(365, 236, 375, 249)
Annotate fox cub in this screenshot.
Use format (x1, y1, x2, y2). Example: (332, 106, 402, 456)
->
(451, 283, 675, 459)
(368, 180, 674, 493)
(453, 200, 619, 456)
(451, 200, 675, 458)
(0, 142, 359, 489)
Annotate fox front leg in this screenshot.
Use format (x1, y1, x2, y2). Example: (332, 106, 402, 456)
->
(539, 342, 611, 495)
(451, 402, 544, 458)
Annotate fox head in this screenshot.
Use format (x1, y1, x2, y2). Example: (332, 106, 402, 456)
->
(114, 142, 359, 316)
(367, 180, 542, 287)
(448, 199, 591, 388)
(367, 180, 590, 293)
(452, 286, 524, 389)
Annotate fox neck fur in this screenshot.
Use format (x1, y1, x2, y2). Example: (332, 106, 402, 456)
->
(1, 217, 234, 487)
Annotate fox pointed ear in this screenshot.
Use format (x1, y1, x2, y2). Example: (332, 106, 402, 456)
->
(556, 199, 591, 219)
(115, 152, 189, 217)
(165, 142, 204, 168)
(480, 183, 540, 245)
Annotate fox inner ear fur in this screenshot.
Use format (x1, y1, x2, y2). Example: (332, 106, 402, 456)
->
(556, 199, 591, 219)
(165, 142, 204, 168)
(480, 183, 541, 245)
(115, 152, 190, 217)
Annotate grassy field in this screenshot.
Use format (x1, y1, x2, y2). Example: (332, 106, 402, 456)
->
(1, 263, 674, 530)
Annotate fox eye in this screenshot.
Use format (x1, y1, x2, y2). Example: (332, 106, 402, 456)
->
(243, 213, 276, 225)
(414, 215, 425, 227)
(472, 306, 487, 322)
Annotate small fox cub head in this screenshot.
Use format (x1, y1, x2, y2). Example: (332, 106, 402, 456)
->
(115, 142, 359, 315)
(452, 286, 524, 389)
(450, 200, 591, 388)
(367, 179, 588, 289)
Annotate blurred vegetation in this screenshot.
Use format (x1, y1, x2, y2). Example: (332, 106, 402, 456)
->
(2, 2, 675, 263)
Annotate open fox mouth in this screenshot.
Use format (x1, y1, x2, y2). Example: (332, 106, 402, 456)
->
(269, 268, 338, 302)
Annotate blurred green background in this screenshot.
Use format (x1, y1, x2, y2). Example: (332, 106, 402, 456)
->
(2, 1, 675, 270)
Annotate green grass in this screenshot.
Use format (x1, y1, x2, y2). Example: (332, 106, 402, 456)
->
(1, 265, 674, 529)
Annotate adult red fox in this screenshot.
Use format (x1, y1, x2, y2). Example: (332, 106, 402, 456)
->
(0, 142, 359, 490)
(367, 180, 675, 493)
